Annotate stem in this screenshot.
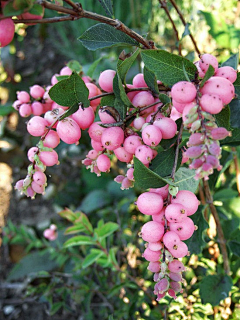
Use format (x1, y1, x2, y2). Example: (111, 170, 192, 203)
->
(14, 15, 77, 24)
(168, 0, 201, 56)
(158, 0, 182, 56)
(171, 123, 184, 180)
(203, 179, 231, 275)
(35, 0, 154, 49)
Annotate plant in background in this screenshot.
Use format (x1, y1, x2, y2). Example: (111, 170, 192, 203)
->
(1, 0, 240, 318)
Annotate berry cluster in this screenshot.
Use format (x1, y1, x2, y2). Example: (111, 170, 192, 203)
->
(138, 189, 198, 300)
(171, 54, 235, 180)
(13, 53, 236, 301)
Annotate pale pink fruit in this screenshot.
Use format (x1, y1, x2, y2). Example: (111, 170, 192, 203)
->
(133, 116, 145, 130)
(114, 147, 133, 163)
(165, 203, 188, 223)
(60, 66, 72, 76)
(135, 145, 153, 165)
(56, 118, 81, 144)
(152, 207, 166, 226)
(168, 260, 186, 272)
(148, 242, 163, 251)
(200, 93, 223, 114)
(169, 217, 195, 240)
(141, 220, 164, 242)
(31, 181, 45, 194)
(210, 127, 231, 140)
(19, 103, 32, 117)
(199, 53, 218, 73)
(163, 231, 180, 249)
(132, 91, 155, 116)
(215, 66, 237, 83)
(142, 247, 161, 262)
(169, 240, 188, 258)
(39, 150, 58, 166)
(136, 192, 163, 215)
(171, 190, 199, 216)
(96, 154, 111, 172)
(153, 118, 177, 139)
(101, 127, 124, 150)
(27, 147, 38, 162)
(98, 107, 116, 124)
(0, 18, 15, 47)
(132, 73, 148, 88)
(71, 106, 95, 130)
(200, 76, 235, 105)
(98, 69, 116, 92)
(43, 130, 60, 148)
(17, 91, 30, 103)
(27, 116, 48, 137)
(31, 101, 44, 116)
(148, 261, 161, 273)
(123, 135, 143, 154)
(171, 81, 197, 104)
(88, 122, 106, 142)
(30, 85, 45, 99)
(33, 171, 47, 185)
(142, 124, 162, 146)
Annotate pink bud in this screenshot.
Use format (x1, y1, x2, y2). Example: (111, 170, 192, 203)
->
(210, 127, 231, 140)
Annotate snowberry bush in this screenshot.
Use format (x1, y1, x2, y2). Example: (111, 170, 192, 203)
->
(1, 0, 240, 316)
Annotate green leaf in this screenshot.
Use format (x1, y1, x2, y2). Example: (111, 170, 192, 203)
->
(0, 105, 15, 116)
(100, 94, 115, 107)
(214, 105, 230, 130)
(150, 146, 181, 178)
(56, 75, 70, 82)
(133, 157, 174, 189)
(98, 0, 114, 18)
(82, 249, 104, 268)
(28, 3, 44, 15)
(67, 60, 82, 73)
(181, 22, 191, 38)
(79, 23, 139, 51)
(229, 99, 240, 128)
(95, 222, 119, 238)
(141, 50, 197, 86)
(174, 167, 199, 192)
(64, 224, 86, 235)
(63, 235, 95, 248)
(49, 72, 90, 108)
(143, 67, 159, 95)
(184, 206, 208, 254)
(158, 93, 171, 105)
(7, 251, 58, 281)
(199, 275, 232, 306)
(59, 102, 79, 120)
(221, 53, 239, 70)
(87, 57, 103, 78)
(117, 48, 141, 83)
(58, 208, 78, 223)
(79, 189, 112, 214)
(3, 0, 25, 16)
(228, 228, 240, 256)
(234, 72, 240, 98)
(50, 302, 63, 315)
(200, 65, 215, 87)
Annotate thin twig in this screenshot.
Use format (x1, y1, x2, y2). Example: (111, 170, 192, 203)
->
(171, 123, 184, 180)
(158, 0, 182, 56)
(168, 0, 201, 56)
(203, 179, 231, 275)
(232, 147, 240, 196)
(13, 15, 77, 24)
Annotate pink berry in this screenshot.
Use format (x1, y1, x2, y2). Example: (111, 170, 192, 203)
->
(56, 118, 81, 144)
(0, 18, 15, 47)
(98, 69, 116, 92)
(17, 91, 30, 103)
(27, 116, 48, 137)
(132, 73, 148, 88)
(168, 260, 186, 273)
(199, 54, 218, 73)
(31, 101, 44, 116)
(71, 106, 95, 130)
(169, 217, 195, 240)
(96, 154, 111, 172)
(27, 147, 38, 162)
(141, 221, 164, 242)
(142, 247, 161, 262)
(171, 81, 197, 104)
(200, 93, 223, 114)
(39, 150, 58, 166)
(153, 118, 177, 140)
(148, 261, 161, 273)
(60, 66, 72, 76)
(210, 127, 231, 140)
(136, 192, 163, 215)
(30, 85, 45, 99)
(133, 116, 145, 130)
(101, 127, 124, 150)
(200, 76, 235, 105)
(43, 130, 60, 148)
(165, 203, 188, 223)
(19, 103, 32, 117)
(33, 171, 47, 185)
(142, 124, 162, 147)
(123, 135, 143, 154)
(135, 145, 153, 165)
(215, 66, 237, 83)
(114, 147, 133, 163)
(88, 122, 106, 142)
(171, 190, 199, 216)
